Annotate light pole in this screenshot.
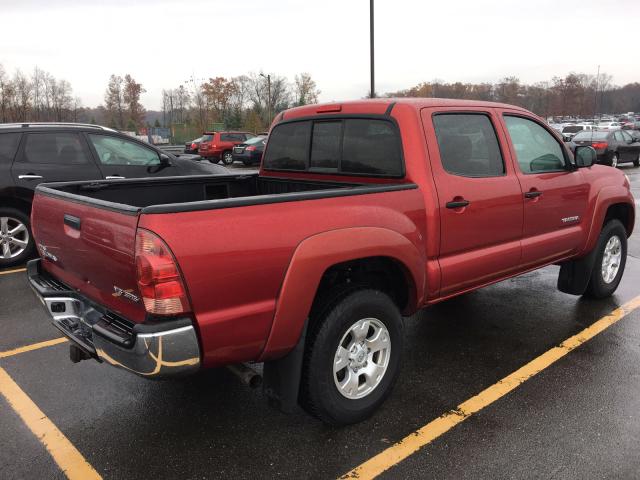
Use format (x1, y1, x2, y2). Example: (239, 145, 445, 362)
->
(260, 73, 272, 126)
(370, 0, 375, 98)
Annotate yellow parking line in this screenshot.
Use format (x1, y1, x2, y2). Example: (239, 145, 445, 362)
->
(0, 367, 101, 479)
(0, 267, 27, 276)
(0, 338, 68, 359)
(340, 295, 640, 480)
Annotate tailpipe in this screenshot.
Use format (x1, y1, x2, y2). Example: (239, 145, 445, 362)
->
(227, 363, 262, 389)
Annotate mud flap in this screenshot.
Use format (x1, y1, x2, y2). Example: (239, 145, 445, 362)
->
(262, 320, 307, 414)
(557, 248, 598, 295)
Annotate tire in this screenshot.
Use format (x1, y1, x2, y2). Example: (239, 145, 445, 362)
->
(583, 219, 627, 299)
(221, 151, 234, 165)
(300, 289, 403, 426)
(0, 208, 35, 268)
(633, 154, 639, 168)
(610, 153, 618, 168)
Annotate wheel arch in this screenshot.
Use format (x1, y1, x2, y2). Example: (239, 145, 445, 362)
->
(583, 187, 635, 254)
(258, 227, 425, 361)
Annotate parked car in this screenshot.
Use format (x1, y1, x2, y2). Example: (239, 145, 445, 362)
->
(596, 121, 622, 131)
(184, 136, 202, 154)
(570, 130, 640, 167)
(622, 121, 640, 131)
(0, 122, 228, 267)
(626, 130, 640, 142)
(198, 131, 256, 164)
(28, 99, 635, 426)
(562, 124, 595, 141)
(232, 135, 267, 165)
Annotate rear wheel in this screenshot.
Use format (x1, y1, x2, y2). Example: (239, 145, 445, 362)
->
(0, 208, 35, 268)
(300, 289, 403, 425)
(222, 151, 234, 165)
(583, 219, 627, 299)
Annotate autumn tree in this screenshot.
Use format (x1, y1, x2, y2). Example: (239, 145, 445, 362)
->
(123, 74, 146, 129)
(294, 73, 320, 106)
(104, 74, 125, 128)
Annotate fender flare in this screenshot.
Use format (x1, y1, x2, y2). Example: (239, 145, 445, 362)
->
(582, 186, 635, 255)
(258, 227, 425, 361)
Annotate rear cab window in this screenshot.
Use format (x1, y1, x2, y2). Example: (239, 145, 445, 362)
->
(263, 117, 403, 177)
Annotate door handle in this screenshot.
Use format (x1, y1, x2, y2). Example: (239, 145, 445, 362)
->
(63, 214, 81, 230)
(446, 199, 470, 209)
(524, 191, 543, 198)
(18, 174, 44, 180)
(105, 175, 125, 179)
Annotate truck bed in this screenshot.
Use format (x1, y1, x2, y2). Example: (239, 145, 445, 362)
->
(36, 174, 413, 214)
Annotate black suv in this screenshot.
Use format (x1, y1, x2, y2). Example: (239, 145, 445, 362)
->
(0, 123, 228, 268)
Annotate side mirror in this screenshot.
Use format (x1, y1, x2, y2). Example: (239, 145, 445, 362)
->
(159, 153, 172, 166)
(575, 146, 596, 168)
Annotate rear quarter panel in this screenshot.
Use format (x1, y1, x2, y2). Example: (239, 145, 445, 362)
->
(138, 187, 426, 367)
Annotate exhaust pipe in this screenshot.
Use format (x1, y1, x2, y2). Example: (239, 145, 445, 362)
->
(227, 363, 262, 389)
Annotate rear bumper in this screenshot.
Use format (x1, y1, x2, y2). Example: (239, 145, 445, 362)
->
(27, 259, 201, 379)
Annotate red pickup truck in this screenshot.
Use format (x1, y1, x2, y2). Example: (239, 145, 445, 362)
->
(28, 99, 634, 425)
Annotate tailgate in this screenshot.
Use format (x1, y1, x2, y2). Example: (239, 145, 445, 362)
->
(31, 191, 146, 323)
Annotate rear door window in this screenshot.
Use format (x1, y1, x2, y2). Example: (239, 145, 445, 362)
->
(432, 114, 504, 177)
(19, 133, 90, 165)
(263, 118, 403, 176)
(0, 133, 21, 164)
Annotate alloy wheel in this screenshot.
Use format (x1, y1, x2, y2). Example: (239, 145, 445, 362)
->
(0, 217, 29, 260)
(333, 317, 391, 400)
(601, 235, 622, 284)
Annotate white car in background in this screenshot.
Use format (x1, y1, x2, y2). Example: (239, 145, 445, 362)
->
(597, 121, 622, 131)
(562, 124, 596, 140)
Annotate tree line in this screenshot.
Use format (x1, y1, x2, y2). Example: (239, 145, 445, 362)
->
(1, 63, 638, 131)
(0, 65, 81, 123)
(385, 72, 640, 118)
(161, 72, 320, 133)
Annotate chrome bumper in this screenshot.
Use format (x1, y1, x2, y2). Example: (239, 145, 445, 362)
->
(28, 260, 201, 379)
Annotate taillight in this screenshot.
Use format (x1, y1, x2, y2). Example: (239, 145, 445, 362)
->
(191, 142, 197, 149)
(592, 142, 608, 149)
(245, 145, 256, 151)
(135, 229, 191, 316)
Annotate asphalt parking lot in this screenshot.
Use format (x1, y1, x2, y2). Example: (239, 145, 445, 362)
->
(1, 165, 640, 480)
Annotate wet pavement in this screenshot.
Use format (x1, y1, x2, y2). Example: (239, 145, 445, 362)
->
(1, 166, 639, 479)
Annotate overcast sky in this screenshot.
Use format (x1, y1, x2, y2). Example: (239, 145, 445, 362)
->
(1, 0, 638, 110)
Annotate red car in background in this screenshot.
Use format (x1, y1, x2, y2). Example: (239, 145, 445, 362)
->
(199, 131, 256, 164)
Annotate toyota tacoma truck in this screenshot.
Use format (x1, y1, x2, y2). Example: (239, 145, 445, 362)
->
(28, 99, 635, 425)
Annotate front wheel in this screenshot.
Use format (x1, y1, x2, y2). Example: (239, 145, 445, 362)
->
(633, 154, 639, 167)
(300, 289, 403, 425)
(610, 153, 619, 168)
(222, 151, 234, 165)
(583, 219, 627, 298)
(0, 208, 35, 268)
